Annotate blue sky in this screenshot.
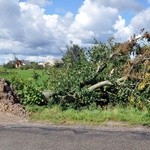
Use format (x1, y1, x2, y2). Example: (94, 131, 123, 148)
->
(44, 0, 83, 15)
(45, 0, 149, 23)
(0, 0, 150, 64)
(19, 0, 83, 15)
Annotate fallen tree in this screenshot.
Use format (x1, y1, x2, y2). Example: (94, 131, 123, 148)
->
(46, 31, 150, 110)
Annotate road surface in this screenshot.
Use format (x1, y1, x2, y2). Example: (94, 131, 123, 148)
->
(0, 124, 150, 150)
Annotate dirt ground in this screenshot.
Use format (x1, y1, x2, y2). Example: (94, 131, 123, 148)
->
(0, 112, 28, 125)
(0, 78, 28, 125)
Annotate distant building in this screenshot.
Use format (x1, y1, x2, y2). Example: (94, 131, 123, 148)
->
(15, 59, 23, 68)
(9, 58, 31, 68)
(22, 60, 31, 66)
(43, 59, 63, 67)
(38, 62, 45, 66)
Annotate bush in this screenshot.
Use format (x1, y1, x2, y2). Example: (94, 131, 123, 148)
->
(20, 62, 44, 70)
(3, 62, 15, 69)
(47, 44, 116, 109)
(10, 75, 47, 106)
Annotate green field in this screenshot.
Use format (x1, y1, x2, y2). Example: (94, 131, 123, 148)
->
(0, 66, 48, 88)
(0, 66, 49, 84)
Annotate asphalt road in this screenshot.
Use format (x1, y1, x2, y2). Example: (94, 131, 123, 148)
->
(0, 124, 150, 150)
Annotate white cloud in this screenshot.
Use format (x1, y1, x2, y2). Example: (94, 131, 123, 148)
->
(26, 0, 52, 7)
(24, 55, 59, 62)
(0, 54, 15, 64)
(0, 0, 23, 40)
(98, 0, 143, 12)
(68, 0, 118, 44)
(19, 2, 52, 49)
(130, 8, 150, 32)
(0, 1, 72, 64)
(67, 0, 143, 44)
(113, 16, 134, 42)
(114, 8, 150, 42)
(43, 12, 74, 46)
(0, 0, 149, 64)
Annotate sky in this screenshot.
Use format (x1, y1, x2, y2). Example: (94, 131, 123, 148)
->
(0, 0, 150, 64)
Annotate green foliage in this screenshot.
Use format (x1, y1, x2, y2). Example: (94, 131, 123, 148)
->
(20, 83, 46, 106)
(128, 73, 150, 110)
(4, 34, 149, 112)
(47, 43, 116, 109)
(46, 39, 150, 110)
(89, 42, 110, 63)
(20, 62, 44, 70)
(47, 65, 98, 109)
(3, 62, 15, 69)
(62, 44, 87, 68)
(10, 74, 47, 106)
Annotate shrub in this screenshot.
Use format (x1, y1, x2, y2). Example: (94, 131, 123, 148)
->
(10, 75, 47, 106)
(3, 62, 15, 69)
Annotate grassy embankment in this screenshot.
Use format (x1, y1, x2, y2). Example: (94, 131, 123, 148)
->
(0, 66, 150, 126)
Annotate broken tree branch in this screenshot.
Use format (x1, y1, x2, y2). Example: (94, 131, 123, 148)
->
(88, 80, 113, 91)
(88, 76, 129, 91)
(116, 76, 128, 84)
(96, 63, 107, 74)
(80, 63, 107, 88)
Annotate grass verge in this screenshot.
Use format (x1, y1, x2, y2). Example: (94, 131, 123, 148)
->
(26, 105, 150, 126)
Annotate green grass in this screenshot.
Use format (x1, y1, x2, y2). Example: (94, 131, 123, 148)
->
(0, 66, 48, 85)
(27, 105, 150, 126)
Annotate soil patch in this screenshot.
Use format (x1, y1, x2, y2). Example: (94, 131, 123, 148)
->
(0, 78, 26, 117)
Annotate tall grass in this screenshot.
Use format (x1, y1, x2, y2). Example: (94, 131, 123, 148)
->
(27, 105, 150, 126)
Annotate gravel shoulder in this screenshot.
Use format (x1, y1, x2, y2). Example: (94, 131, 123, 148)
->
(0, 112, 28, 126)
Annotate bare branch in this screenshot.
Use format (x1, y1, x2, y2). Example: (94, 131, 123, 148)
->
(116, 76, 128, 85)
(80, 63, 107, 88)
(88, 76, 129, 91)
(88, 80, 112, 91)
